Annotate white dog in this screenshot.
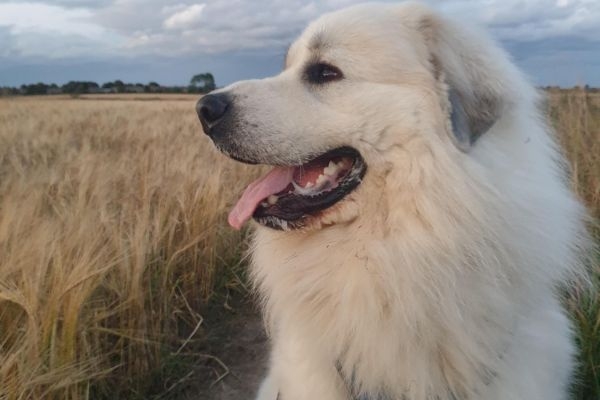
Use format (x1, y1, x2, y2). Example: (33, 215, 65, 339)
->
(196, 3, 591, 399)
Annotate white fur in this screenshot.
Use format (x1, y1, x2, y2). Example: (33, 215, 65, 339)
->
(216, 3, 591, 399)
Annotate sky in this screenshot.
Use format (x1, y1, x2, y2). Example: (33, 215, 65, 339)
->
(0, 0, 599, 87)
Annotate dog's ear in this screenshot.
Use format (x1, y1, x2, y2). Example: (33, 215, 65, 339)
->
(408, 5, 507, 152)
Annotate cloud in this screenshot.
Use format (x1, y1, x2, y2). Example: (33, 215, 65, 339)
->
(6, 0, 113, 8)
(0, 0, 599, 86)
(5, 0, 600, 57)
(0, 51, 284, 87)
(5, 0, 598, 58)
(0, 27, 17, 58)
(504, 37, 600, 86)
(163, 4, 205, 30)
(0, 2, 98, 36)
(93, 0, 335, 55)
(85, 0, 600, 57)
(0, 2, 121, 57)
(432, 0, 600, 42)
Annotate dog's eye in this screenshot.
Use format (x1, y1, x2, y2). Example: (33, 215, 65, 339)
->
(305, 63, 343, 84)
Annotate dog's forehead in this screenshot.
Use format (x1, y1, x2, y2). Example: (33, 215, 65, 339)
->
(286, 4, 424, 68)
(285, 31, 337, 67)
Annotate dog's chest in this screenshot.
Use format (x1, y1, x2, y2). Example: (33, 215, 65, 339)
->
(253, 229, 508, 400)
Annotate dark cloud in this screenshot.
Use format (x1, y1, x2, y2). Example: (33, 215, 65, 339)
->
(505, 37, 600, 86)
(0, 50, 284, 87)
(0, 0, 599, 86)
(0, 26, 17, 58)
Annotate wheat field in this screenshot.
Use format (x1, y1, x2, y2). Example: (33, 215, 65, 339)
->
(0, 95, 260, 399)
(0, 91, 598, 399)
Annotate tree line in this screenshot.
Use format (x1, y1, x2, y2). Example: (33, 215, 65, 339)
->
(0, 73, 216, 96)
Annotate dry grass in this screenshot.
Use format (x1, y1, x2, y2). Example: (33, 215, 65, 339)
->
(0, 96, 258, 399)
(0, 90, 597, 399)
(549, 90, 600, 219)
(548, 89, 600, 400)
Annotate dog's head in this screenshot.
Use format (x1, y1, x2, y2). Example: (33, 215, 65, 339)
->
(197, 2, 517, 232)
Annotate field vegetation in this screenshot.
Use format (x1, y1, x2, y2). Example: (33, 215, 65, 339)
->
(0, 90, 598, 399)
(549, 89, 600, 400)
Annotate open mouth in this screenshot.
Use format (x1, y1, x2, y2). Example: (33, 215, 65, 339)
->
(228, 147, 367, 230)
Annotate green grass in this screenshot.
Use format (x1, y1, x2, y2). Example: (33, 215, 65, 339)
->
(548, 88, 600, 400)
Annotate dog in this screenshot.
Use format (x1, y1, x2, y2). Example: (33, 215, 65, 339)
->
(196, 2, 591, 399)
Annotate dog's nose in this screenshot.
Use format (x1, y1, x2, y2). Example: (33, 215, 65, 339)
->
(196, 94, 230, 135)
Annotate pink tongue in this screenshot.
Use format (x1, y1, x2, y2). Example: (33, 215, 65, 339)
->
(228, 167, 294, 230)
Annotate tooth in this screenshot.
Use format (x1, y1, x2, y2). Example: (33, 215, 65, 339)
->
(305, 182, 314, 188)
(323, 161, 339, 177)
(261, 202, 269, 208)
(293, 181, 317, 195)
(267, 195, 278, 205)
(315, 173, 328, 186)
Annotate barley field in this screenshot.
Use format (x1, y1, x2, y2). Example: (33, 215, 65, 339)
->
(0, 95, 260, 399)
(0, 91, 598, 400)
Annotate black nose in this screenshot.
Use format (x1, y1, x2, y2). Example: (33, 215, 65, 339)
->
(196, 94, 230, 135)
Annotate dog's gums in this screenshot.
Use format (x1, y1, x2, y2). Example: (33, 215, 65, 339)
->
(228, 147, 366, 230)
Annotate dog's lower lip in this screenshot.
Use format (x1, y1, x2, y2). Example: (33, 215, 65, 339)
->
(229, 154, 259, 165)
(252, 147, 366, 230)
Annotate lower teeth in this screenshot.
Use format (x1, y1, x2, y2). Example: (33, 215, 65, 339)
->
(292, 180, 328, 196)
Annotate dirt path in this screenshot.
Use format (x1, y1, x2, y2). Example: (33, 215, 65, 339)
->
(190, 297, 270, 400)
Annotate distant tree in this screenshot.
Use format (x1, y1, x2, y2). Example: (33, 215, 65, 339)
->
(114, 80, 125, 93)
(1, 86, 18, 96)
(63, 81, 77, 93)
(146, 81, 161, 93)
(100, 80, 125, 93)
(20, 82, 49, 95)
(189, 73, 216, 93)
(62, 81, 99, 94)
